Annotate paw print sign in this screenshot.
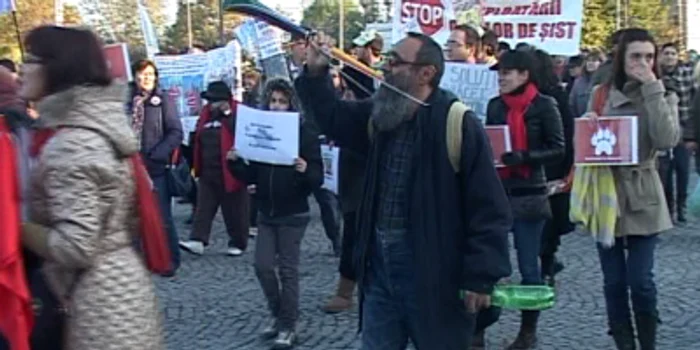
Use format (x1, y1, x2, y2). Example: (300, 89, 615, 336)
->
(574, 116, 639, 166)
(591, 127, 617, 156)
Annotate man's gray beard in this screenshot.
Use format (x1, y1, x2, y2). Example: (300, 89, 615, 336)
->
(370, 78, 418, 132)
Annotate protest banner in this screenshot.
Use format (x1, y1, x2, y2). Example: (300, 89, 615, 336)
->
(254, 20, 285, 60)
(154, 41, 242, 119)
(392, 0, 456, 45)
(234, 19, 259, 58)
(321, 145, 340, 194)
(103, 43, 132, 81)
(234, 104, 300, 165)
(574, 117, 639, 166)
(180, 117, 199, 146)
(485, 125, 511, 167)
(482, 0, 584, 55)
(439, 63, 499, 121)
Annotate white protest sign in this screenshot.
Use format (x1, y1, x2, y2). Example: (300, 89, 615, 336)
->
(482, 0, 584, 55)
(234, 104, 299, 165)
(392, 0, 456, 45)
(439, 63, 499, 122)
(321, 145, 340, 194)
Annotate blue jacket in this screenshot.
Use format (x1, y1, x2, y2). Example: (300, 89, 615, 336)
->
(128, 87, 183, 177)
(295, 69, 512, 345)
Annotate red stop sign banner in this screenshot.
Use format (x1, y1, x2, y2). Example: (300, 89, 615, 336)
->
(400, 0, 447, 36)
(574, 117, 639, 166)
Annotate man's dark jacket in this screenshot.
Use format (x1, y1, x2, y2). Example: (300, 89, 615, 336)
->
(295, 68, 512, 345)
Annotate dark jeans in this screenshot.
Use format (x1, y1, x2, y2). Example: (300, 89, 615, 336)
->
(187, 180, 198, 208)
(254, 213, 310, 331)
(153, 175, 180, 271)
(339, 211, 357, 281)
(190, 175, 249, 250)
(597, 235, 658, 324)
(659, 145, 690, 215)
(250, 197, 258, 228)
(361, 229, 473, 349)
(512, 219, 546, 285)
(313, 188, 341, 245)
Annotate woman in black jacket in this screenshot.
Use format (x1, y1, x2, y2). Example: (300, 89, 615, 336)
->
(129, 59, 184, 276)
(531, 49, 576, 287)
(485, 50, 565, 350)
(227, 78, 323, 349)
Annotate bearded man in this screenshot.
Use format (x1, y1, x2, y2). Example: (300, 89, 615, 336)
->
(295, 32, 512, 349)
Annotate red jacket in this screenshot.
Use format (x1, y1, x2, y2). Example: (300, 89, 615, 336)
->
(193, 99, 243, 192)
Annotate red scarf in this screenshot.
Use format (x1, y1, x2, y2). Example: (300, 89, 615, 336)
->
(31, 128, 171, 274)
(193, 99, 243, 193)
(498, 82, 539, 179)
(0, 117, 33, 350)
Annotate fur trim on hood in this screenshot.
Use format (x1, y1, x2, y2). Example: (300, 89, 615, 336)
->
(259, 78, 302, 114)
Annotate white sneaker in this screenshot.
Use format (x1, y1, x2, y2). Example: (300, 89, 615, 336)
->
(179, 240, 204, 255)
(249, 227, 258, 237)
(273, 330, 296, 349)
(261, 317, 278, 339)
(227, 247, 244, 256)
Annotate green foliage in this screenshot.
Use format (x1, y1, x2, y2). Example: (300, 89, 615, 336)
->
(581, 0, 679, 51)
(164, 0, 244, 51)
(79, 0, 166, 46)
(301, 0, 365, 46)
(0, 0, 63, 60)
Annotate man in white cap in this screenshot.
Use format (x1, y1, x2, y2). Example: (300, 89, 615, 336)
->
(343, 30, 384, 99)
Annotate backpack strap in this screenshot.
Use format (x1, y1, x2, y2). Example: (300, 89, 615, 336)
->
(446, 101, 468, 173)
(367, 101, 469, 173)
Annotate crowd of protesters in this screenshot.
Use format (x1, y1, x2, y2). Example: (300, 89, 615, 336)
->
(0, 20, 695, 350)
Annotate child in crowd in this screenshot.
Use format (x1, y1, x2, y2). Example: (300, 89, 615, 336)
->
(227, 78, 323, 349)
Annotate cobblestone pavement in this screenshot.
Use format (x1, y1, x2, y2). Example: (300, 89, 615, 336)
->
(156, 200, 700, 350)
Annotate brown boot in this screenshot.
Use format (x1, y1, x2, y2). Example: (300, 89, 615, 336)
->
(321, 277, 355, 314)
(507, 311, 539, 350)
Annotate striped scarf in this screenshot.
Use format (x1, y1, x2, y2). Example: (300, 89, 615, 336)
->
(569, 166, 618, 247)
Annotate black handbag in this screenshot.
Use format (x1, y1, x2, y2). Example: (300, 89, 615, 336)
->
(29, 268, 83, 350)
(166, 147, 193, 198)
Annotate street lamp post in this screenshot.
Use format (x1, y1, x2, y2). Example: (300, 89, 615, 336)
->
(339, 0, 345, 49)
(186, 0, 193, 49)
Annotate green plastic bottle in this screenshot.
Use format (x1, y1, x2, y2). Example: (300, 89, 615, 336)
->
(460, 285, 556, 311)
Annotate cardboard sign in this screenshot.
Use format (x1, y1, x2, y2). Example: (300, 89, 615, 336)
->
(103, 43, 132, 81)
(485, 125, 512, 167)
(574, 117, 638, 166)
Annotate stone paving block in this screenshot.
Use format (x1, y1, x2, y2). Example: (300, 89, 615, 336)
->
(157, 198, 700, 349)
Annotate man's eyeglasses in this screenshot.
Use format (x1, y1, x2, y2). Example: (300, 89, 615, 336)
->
(384, 53, 428, 69)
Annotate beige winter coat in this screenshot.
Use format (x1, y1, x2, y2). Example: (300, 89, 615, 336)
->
(589, 80, 680, 236)
(31, 83, 164, 350)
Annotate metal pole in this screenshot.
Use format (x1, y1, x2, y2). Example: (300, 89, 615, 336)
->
(615, 0, 621, 30)
(12, 11, 24, 60)
(187, 0, 193, 49)
(219, 0, 224, 44)
(339, 0, 344, 49)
